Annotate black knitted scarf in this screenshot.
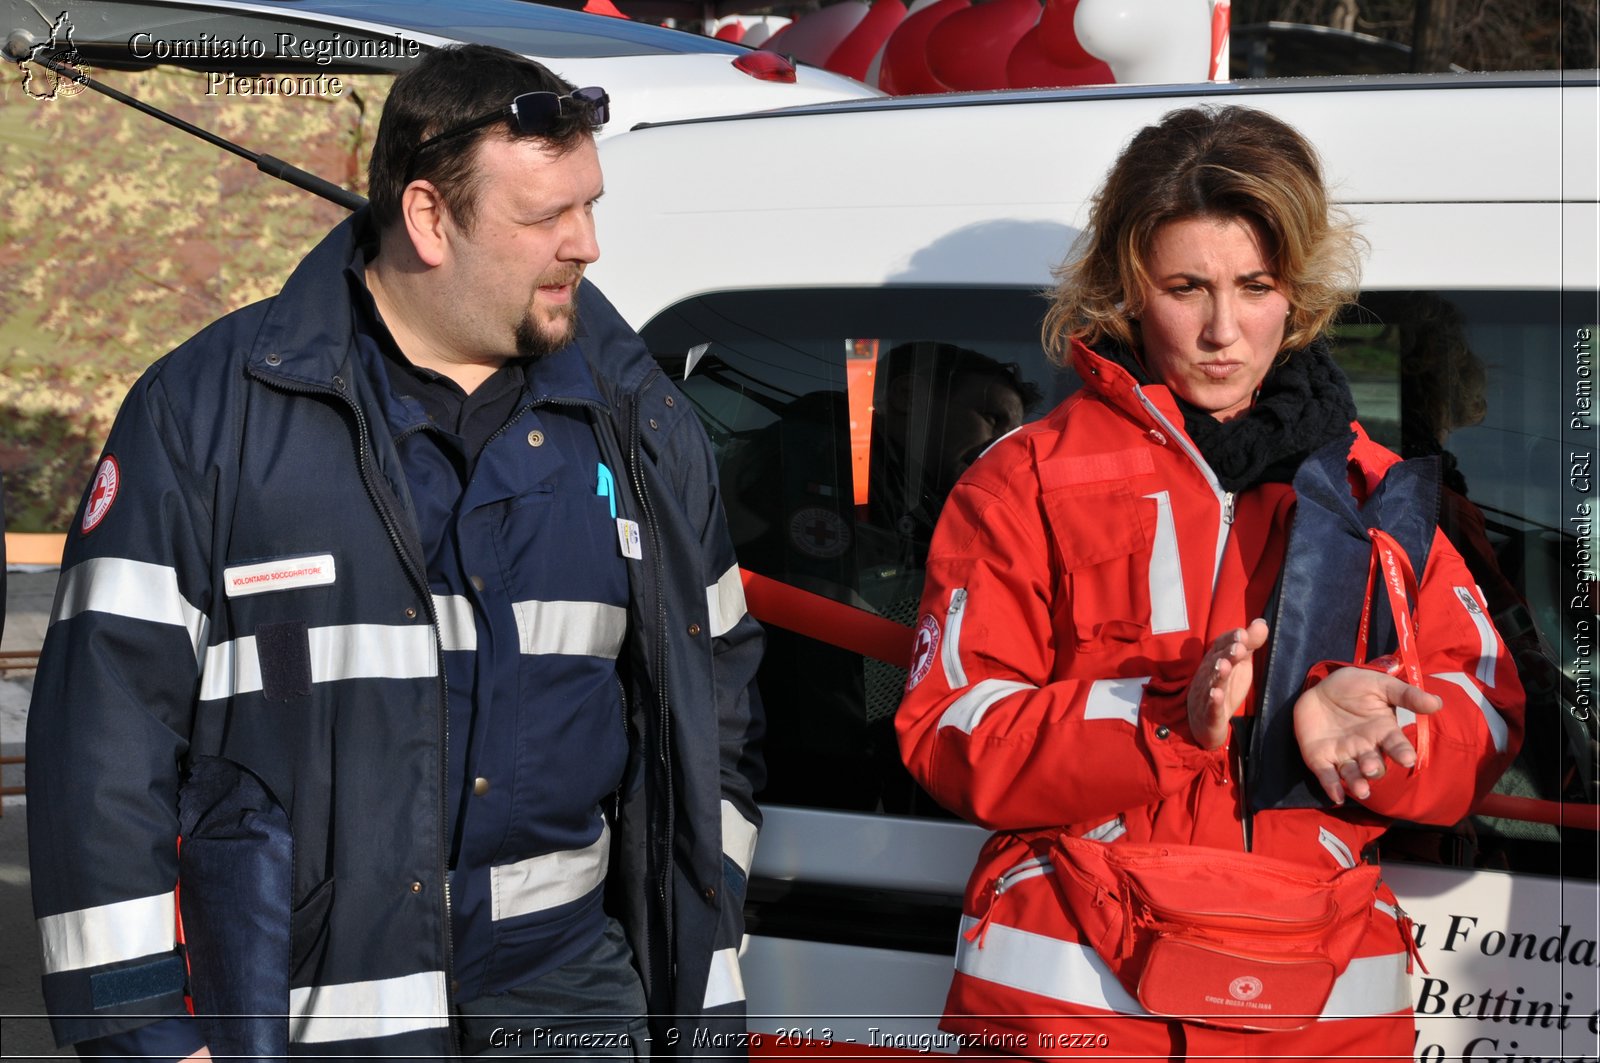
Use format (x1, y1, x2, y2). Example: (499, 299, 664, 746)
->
(1098, 338, 1360, 493)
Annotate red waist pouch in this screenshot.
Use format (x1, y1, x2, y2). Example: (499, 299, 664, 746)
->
(1048, 835, 1382, 1031)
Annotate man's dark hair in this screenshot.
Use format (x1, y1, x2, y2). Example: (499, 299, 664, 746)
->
(368, 44, 594, 233)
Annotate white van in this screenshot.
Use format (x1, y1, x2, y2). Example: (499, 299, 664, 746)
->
(586, 73, 1600, 1060)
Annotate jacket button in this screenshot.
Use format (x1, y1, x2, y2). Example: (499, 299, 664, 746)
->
(527, 429, 545, 447)
(265, 353, 282, 366)
(410, 881, 423, 894)
(687, 623, 702, 637)
(1155, 725, 1171, 740)
(469, 575, 486, 592)
(332, 375, 346, 391)
(1147, 429, 1166, 445)
(703, 886, 716, 902)
(473, 777, 490, 796)
(664, 395, 675, 408)
(404, 606, 417, 619)
(649, 419, 659, 430)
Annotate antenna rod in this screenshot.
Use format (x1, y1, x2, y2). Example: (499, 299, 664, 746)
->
(8, 46, 368, 212)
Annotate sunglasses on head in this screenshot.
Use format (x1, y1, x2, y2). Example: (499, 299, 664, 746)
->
(410, 86, 610, 163)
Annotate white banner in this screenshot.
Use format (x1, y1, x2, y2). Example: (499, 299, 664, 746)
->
(1389, 864, 1600, 1062)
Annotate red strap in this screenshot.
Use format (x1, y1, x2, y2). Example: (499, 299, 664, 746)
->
(1363, 530, 1428, 768)
(1368, 530, 1423, 687)
(740, 569, 915, 667)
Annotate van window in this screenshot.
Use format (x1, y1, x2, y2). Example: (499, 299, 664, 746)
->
(641, 288, 1598, 878)
(645, 289, 1066, 815)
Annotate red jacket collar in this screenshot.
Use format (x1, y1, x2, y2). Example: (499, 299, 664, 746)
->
(1068, 336, 1186, 432)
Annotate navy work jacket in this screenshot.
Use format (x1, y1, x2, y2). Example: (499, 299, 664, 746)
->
(27, 211, 765, 1059)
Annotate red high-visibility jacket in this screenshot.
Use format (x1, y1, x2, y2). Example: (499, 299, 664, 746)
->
(897, 339, 1525, 1060)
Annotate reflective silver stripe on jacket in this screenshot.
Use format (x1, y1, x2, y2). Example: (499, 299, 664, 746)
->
(706, 564, 747, 639)
(1431, 671, 1510, 753)
(511, 599, 627, 659)
(37, 891, 176, 975)
(721, 799, 758, 876)
(702, 946, 746, 1008)
(954, 916, 1411, 1019)
(1452, 586, 1500, 688)
(1143, 491, 1190, 634)
(1083, 676, 1151, 726)
(198, 624, 439, 701)
(51, 557, 208, 666)
(937, 679, 1036, 734)
(490, 824, 611, 922)
(288, 970, 451, 1044)
(432, 594, 476, 652)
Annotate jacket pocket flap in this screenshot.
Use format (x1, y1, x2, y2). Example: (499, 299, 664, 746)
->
(1041, 481, 1150, 570)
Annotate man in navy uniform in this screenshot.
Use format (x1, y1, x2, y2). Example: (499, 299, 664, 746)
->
(28, 44, 763, 1059)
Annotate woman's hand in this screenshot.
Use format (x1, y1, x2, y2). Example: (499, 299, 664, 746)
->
(1187, 619, 1270, 750)
(1293, 666, 1444, 804)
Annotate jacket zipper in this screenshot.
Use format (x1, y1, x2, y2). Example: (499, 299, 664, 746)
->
(619, 384, 674, 989)
(942, 589, 969, 688)
(965, 855, 1055, 946)
(1134, 393, 1235, 574)
(1135, 391, 1249, 848)
(611, 676, 629, 826)
(250, 366, 458, 1044)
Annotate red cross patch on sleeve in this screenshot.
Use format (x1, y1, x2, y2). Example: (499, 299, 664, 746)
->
(81, 455, 120, 534)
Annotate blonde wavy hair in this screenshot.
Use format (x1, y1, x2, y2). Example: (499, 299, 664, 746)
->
(1043, 105, 1365, 366)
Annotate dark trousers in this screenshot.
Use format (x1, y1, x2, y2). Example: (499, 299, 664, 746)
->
(456, 918, 649, 1058)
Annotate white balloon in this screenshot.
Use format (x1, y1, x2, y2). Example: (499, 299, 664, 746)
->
(865, 40, 887, 87)
(772, 1, 870, 66)
(742, 17, 776, 48)
(1074, 0, 1210, 85)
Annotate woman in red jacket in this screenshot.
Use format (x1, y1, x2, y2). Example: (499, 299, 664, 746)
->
(896, 106, 1524, 1062)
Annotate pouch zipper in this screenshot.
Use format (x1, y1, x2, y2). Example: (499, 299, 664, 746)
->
(1131, 888, 1336, 936)
(1385, 896, 1429, 974)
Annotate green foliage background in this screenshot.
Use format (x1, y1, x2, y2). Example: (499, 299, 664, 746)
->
(0, 66, 391, 531)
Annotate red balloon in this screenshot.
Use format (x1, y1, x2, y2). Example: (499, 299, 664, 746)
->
(582, 0, 629, 17)
(1006, 23, 1114, 86)
(877, 0, 968, 95)
(825, 0, 908, 81)
(926, 0, 1041, 91)
(714, 20, 745, 42)
(1036, 0, 1098, 68)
